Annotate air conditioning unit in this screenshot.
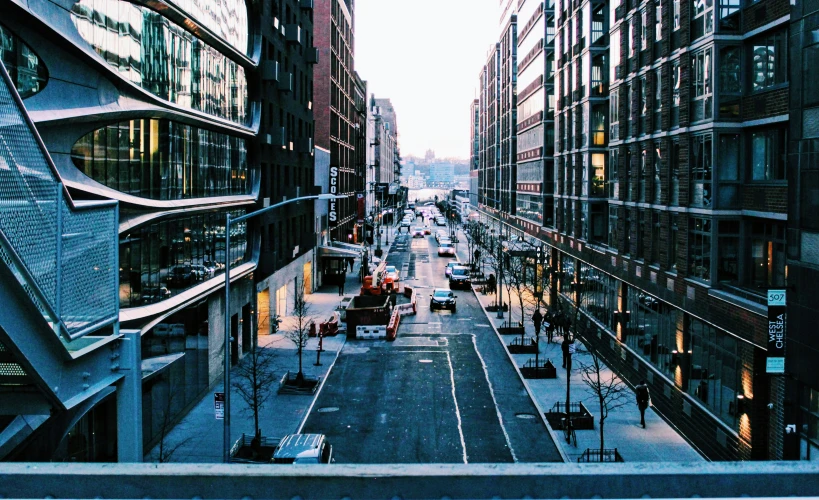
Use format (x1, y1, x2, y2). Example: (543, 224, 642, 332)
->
(278, 72, 293, 93)
(285, 25, 302, 45)
(306, 47, 319, 64)
(263, 127, 287, 148)
(262, 61, 280, 82)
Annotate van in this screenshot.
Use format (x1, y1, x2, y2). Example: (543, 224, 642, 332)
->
(272, 433, 333, 464)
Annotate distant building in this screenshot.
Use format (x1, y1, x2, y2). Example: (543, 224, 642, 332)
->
(429, 163, 455, 185)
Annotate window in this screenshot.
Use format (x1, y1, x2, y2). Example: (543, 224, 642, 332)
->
(669, 214, 679, 271)
(628, 18, 635, 57)
(691, 48, 713, 122)
(717, 220, 740, 284)
(691, 134, 712, 207)
(655, 4, 662, 41)
(750, 221, 787, 287)
(691, 0, 714, 39)
(651, 211, 661, 264)
(689, 217, 712, 282)
(609, 149, 620, 198)
(609, 205, 619, 248)
(671, 59, 681, 127)
(673, 0, 681, 30)
(625, 209, 634, 254)
(653, 144, 662, 204)
(687, 317, 740, 430)
(752, 31, 788, 92)
(591, 55, 606, 96)
(592, 153, 606, 196)
(640, 75, 649, 134)
(670, 142, 680, 205)
(626, 84, 634, 137)
(719, 46, 741, 119)
(610, 91, 620, 140)
(639, 149, 648, 202)
(750, 127, 787, 181)
(806, 39, 819, 106)
(719, 0, 740, 31)
(641, 8, 649, 50)
(654, 69, 662, 131)
(0, 23, 49, 99)
(717, 134, 740, 207)
(592, 106, 606, 146)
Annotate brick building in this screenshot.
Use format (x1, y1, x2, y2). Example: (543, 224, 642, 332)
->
(477, 0, 795, 460)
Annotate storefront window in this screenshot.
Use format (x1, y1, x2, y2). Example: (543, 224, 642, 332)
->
(624, 288, 678, 379)
(72, 119, 249, 200)
(749, 220, 786, 288)
(119, 209, 247, 308)
(686, 317, 740, 430)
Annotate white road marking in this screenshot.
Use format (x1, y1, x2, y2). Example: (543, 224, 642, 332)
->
(446, 350, 469, 464)
(475, 324, 491, 327)
(457, 318, 471, 321)
(470, 334, 518, 462)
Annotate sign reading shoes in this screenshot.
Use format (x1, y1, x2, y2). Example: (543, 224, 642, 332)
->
(329, 165, 339, 226)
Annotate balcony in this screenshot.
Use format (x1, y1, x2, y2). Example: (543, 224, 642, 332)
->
(285, 25, 302, 45)
(296, 137, 313, 154)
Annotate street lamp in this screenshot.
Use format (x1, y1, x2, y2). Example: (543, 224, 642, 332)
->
(222, 193, 343, 463)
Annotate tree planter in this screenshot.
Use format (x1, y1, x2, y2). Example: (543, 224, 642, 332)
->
(278, 370, 321, 395)
(485, 303, 509, 312)
(497, 325, 525, 335)
(577, 448, 624, 462)
(507, 336, 539, 354)
(544, 401, 594, 430)
(521, 358, 557, 379)
(229, 434, 280, 463)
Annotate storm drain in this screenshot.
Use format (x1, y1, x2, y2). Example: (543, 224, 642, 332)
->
(317, 406, 339, 413)
(515, 413, 537, 420)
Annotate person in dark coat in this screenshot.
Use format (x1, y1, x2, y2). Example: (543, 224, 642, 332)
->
(487, 273, 496, 295)
(561, 336, 571, 369)
(635, 380, 651, 428)
(545, 311, 555, 343)
(532, 309, 543, 337)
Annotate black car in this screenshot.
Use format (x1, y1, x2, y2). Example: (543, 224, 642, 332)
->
(448, 266, 471, 289)
(168, 265, 193, 287)
(430, 288, 457, 312)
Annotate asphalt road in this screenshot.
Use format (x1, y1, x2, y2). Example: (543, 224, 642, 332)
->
(301, 224, 562, 463)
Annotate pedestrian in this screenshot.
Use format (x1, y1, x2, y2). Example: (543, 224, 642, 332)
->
(338, 279, 344, 296)
(487, 273, 496, 294)
(561, 336, 571, 369)
(545, 311, 555, 343)
(532, 309, 543, 337)
(347, 257, 354, 272)
(635, 380, 651, 428)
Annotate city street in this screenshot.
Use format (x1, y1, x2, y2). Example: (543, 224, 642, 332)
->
(300, 229, 562, 463)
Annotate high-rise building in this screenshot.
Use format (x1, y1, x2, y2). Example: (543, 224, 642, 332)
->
(477, 0, 794, 460)
(0, 0, 272, 460)
(785, 0, 819, 461)
(366, 95, 400, 234)
(314, 0, 359, 243)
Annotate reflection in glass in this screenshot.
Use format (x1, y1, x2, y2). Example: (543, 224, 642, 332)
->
(0, 23, 48, 98)
(71, 0, 247, 124)
(71, 119, 249, 200)
(119, 210, 247, 308)
(169, 0, 249, 54)
(686, 317, 740, 429)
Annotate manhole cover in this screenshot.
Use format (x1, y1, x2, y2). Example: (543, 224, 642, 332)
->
(516, 413, 537, 419)
(419, 359, 433, 363)
(317, 406, 339, 413)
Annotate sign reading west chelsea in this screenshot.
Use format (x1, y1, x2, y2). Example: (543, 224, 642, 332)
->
(766, 289, 786, 374)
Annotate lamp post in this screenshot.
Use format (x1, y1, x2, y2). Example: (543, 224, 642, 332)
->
(223, 193, 343, 463)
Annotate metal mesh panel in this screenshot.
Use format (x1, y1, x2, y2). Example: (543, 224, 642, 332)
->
(60, 204, 118, 333)
(0, 362, 26, 376)
(0, 63, 118, 338)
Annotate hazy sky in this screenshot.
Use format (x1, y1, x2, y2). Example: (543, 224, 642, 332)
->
(354, 0, 497, 160)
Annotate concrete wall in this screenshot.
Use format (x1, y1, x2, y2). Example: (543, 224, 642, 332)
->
(255, 252, 314, 335)
(207, 277, 254, 386)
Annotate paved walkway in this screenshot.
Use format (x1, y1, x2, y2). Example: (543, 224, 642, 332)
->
(451, 229, 704, 463)
(149, 228, 702, 464)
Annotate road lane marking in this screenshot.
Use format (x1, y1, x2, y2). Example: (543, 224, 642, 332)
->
(475, 324, 491, 327)
(446, 351, 469, 464)
(470, 334, 518, 462)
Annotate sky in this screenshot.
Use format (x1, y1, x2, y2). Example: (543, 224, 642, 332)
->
(354, 0, 497, 160)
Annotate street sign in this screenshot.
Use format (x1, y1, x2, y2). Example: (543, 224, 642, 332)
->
(214, 392, 225, 420)
(766, 289, 786, 374)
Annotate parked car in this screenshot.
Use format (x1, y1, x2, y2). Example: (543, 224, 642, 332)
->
(412, 226, 425, 238)
(436, 218, 446, 226)
(385, 265, 400, 282)
(168, 265, 193, 286)
(444, 261, 459, 278)
(438, 242, 455, 257)
(449, 266, 472, 289)
(142, 286, 171, 303)
(429, 288, 457, 312)
(272, 434, 333, 464)
(190, 264, 213, 280)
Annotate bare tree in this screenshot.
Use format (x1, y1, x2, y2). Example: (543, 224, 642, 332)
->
(153, 380, 193, 463)
(285, 275, 313, 384)
(232, 343, 278, 441)
(577, 348, 630, 461)
(504, 252, 536, 338)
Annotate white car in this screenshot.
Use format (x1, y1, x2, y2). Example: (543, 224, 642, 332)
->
(438, 243, 456, 257)
(412, 227, 425, 238)
(400, 219, 412, 228)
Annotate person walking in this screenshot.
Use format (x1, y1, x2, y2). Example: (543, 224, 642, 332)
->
(635, 380, 650, 428)
(561, 336, 571, 369)
(532, 309, 543, 338)
(347, 257, 354, 272)
(337, 279, 344, 296)
(545, 311, 555, 343)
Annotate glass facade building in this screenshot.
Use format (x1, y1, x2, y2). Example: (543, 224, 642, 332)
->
(70, 0, 248, 125)
(168, 0, 249, 54)
(71, 119, 250, 200)
(118, 210, 247, 308)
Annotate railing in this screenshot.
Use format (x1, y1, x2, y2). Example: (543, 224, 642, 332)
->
(578, 448, 624, 462)
(0, 61, 118, 340)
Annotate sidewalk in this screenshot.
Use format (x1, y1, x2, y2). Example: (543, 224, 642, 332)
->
(144, 253, 378, 463)
(453, 229, 704, 463)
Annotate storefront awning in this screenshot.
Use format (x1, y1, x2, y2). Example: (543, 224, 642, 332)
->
(318, 245, 360, 259)
(331, 241, 365, 254)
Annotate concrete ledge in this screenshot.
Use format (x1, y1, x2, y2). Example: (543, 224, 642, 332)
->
(1, 462, 818, 499)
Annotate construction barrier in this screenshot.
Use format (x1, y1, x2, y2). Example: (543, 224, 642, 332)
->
(386, 309, 401, 341)
(356, 324, 387, 340)
(394, 289, 418, 316)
